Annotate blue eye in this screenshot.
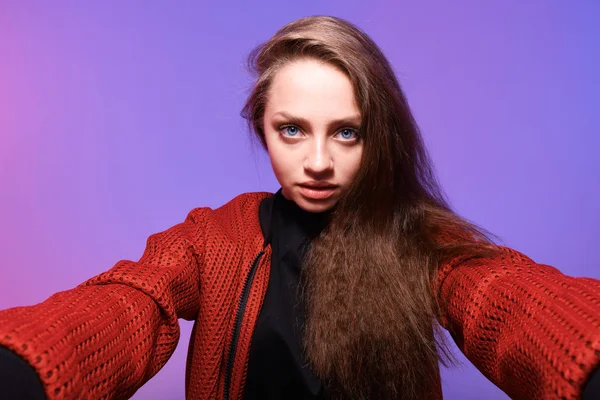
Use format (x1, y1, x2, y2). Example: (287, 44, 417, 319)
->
(282, 125, 300, 136)
(338, 128, 358, 140)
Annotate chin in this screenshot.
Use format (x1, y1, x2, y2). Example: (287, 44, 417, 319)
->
(293, 195, 337, 213)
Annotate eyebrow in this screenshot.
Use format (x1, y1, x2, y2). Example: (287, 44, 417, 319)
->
(271, 111, 362, 129)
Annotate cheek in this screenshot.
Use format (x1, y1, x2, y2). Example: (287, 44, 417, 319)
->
(338, 147, 363, 181)
(266, 141, 295, 182)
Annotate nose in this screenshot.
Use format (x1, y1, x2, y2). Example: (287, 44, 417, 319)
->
(304, 137, 333, 173)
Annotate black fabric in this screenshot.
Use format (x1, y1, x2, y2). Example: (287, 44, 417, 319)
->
(0, 345, 46, 399)
(244, 188, 329, 399)
(583, 363, 600, 400)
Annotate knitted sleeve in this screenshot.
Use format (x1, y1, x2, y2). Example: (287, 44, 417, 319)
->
(0, 207, 209, 400)
(437, 246, 600, 399)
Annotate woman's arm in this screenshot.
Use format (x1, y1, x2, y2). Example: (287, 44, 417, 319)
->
(436, 246, 600, 399)
(0, 206, 210, 399)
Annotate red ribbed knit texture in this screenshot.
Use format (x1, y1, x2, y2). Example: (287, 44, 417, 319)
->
(437, 247, 600, 399)
(0, 192, 598, 399)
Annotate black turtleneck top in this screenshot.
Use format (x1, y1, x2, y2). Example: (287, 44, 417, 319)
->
(243, 188, 328, 399)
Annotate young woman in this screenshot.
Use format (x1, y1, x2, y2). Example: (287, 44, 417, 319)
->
(0, 16, 598, 400)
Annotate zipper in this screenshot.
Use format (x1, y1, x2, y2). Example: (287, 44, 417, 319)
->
(223, 250, 265, 400)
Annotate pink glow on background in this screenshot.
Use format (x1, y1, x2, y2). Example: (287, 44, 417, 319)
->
(0, 2, 598, 399)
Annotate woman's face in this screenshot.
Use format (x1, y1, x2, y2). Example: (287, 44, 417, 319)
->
(263, 59, 363, 213)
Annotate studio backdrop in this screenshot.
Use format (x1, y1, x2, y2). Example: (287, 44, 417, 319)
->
(0, 2, 598, 399)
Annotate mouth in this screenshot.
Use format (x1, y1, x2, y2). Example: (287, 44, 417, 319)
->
(298, 184, 338, 200)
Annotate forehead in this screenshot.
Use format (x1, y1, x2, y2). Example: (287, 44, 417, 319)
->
(265, 59, 360, 120)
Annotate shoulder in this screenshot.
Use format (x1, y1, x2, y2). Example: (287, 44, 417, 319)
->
(185, 191, 274, 226)
(212, 192, 275, 244)
(216, 191, 274, 216)
(222, 191, 274, 208)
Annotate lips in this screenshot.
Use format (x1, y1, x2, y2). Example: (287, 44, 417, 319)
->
(298, 184, 337, 200)
(300, 184, 337, 189)
(299, 181, 337, 188)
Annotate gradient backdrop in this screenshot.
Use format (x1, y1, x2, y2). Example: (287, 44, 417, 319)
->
(1, 1, 598, 399)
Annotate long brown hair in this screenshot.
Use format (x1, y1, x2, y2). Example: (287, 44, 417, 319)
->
(242, 15, 499, 399)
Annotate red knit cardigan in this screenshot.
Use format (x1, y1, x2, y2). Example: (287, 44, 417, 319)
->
(0, 192, 598, 399)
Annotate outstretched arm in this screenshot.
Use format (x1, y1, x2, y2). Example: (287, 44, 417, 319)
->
(437, 246, 600, 399)
(0, 207, 210, 399)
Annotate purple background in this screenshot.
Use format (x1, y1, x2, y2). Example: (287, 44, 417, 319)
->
(1, 2, 598, 399)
